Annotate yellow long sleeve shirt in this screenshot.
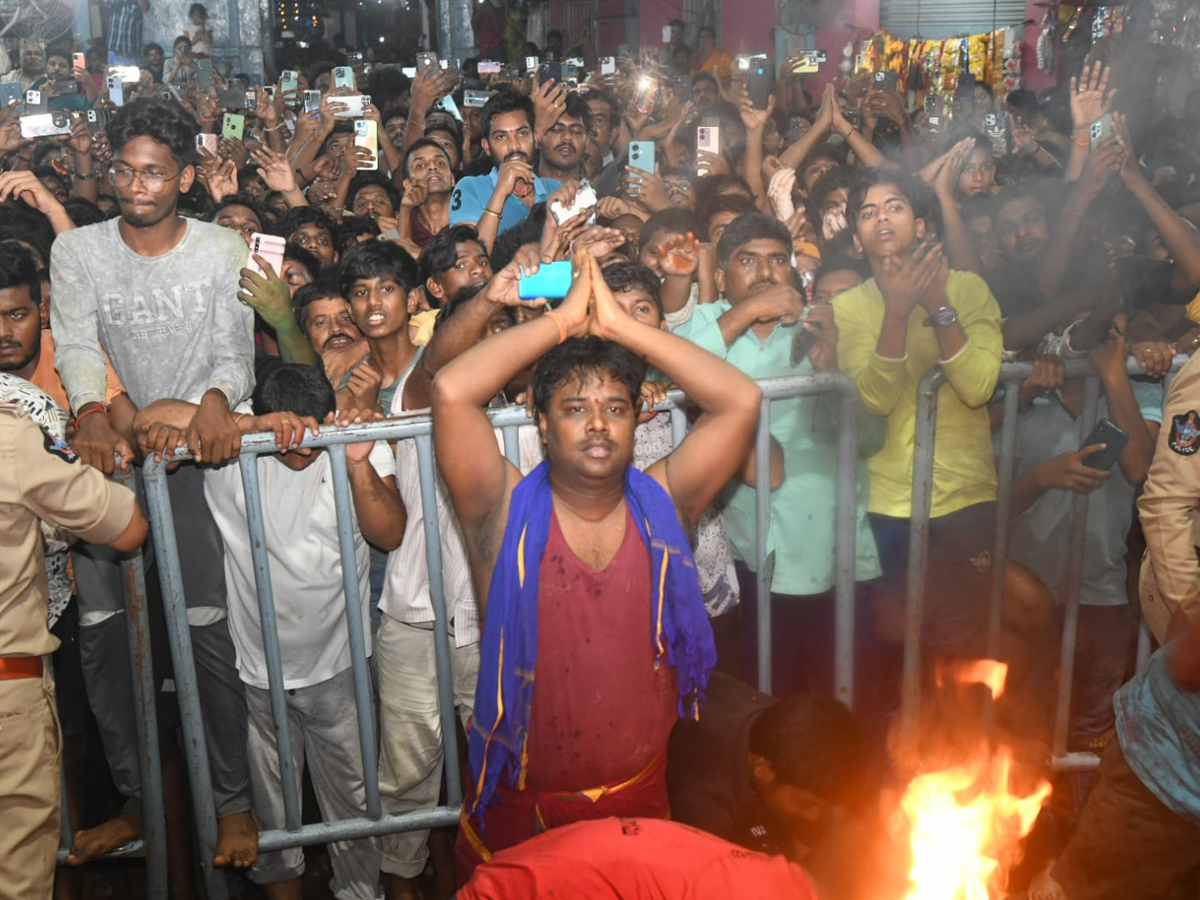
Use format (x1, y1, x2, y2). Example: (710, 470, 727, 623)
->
(832, 271, 1003, 519)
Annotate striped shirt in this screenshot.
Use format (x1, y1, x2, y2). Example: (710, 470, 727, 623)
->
(106, 0, 145, 62)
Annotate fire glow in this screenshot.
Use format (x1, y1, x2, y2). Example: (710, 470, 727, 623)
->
(894, 660, 1052, 900)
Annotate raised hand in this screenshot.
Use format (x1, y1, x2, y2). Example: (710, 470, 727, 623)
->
(347, 359, 383, 412)
(767, 167, 797, 219)
(1017, 355, 1066, 406)
(237, 258, 292, 326)
(1070, 61, 1114, 132)
(658, 232, 700, 278)
(876, 241, 944, 317)
(802, 303, 839, 373)
(934, 138, 975, 199)
(738, 84, 775, 133)
(570, 224, 627, 260)
(250, 145, 298, 193)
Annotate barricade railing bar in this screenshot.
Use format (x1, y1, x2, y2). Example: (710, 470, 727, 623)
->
(900, 356, 1187, 772)
(68, 358, 1183, 896)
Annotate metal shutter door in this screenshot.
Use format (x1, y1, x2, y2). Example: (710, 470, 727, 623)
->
(879, 0, 1027, 40)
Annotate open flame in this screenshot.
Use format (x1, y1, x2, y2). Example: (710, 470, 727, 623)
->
(894, 660, 1051, 900)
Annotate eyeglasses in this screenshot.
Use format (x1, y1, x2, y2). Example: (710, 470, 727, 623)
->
(108, 166, 180, 193)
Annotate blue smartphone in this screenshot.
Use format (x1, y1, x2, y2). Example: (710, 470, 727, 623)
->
(518, 260, 573, 302)
(629, 140, 655, 174)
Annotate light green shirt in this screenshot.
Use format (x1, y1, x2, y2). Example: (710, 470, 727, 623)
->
(673, 299, 881, 596)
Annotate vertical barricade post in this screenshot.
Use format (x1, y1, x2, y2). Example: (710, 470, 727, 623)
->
(988, 374, 1023, 664)
(142, 459, 229, 900)
(833, 382, 859, 709)
(414, 433, 464, 808)
(116, 467, 168, 896)
(754, 396, 773, 694)
(326, 443, 383, 819)
(239, 454, 303, 832)
(501, 425, 520, 468)
(1049, 375, 1100, 769)
(900, 369, 947, 760)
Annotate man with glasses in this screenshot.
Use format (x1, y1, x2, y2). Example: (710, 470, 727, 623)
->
(49, 96, 260, 872)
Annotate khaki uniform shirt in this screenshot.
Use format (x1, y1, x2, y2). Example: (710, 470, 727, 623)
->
(1139, 353, 1200, 642)
(0, 405, 136, 658)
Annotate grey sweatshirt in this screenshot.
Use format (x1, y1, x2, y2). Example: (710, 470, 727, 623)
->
(50, 218, 254, 412)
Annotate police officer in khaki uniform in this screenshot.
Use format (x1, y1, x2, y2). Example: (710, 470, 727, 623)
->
(1139, 352, 1200, 643)
(0, 403, 146, 900)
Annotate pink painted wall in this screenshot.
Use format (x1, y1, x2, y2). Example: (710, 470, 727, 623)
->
(810, 0, 881, 95)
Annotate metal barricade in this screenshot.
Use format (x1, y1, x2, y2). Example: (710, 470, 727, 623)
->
(54, 468, 168, 898)
(133, 373, 860, 898)
(899, 356, 1186, 769)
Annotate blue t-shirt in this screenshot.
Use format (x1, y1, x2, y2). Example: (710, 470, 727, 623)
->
(449, 168, 560, 234)
(997, 381, 1163, 607)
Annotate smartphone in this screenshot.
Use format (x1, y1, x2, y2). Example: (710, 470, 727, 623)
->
(1081, 418, 1129, 470)
(72, 52, 86, 72)
(562, 63, 578, 85)
(58, 79, 79, 95)
(24, 90, 45, 113)
(924, 94, 938, 115)
(0, 82, 22, 112)
(401, 66, 417, 78)
(873, 70, 898, 92)
(599, 56, 616, 76)
(221, 112, 245, 141)
(353, 119, 378, 171)
(110, 64, 140, 83)
(735, 54, 752, 72)
(107, 76, 124, 107)
(747, 60, 772, 110)
(215, 86, 243, 108)
(244, 89, 258, 110)
(984, 112, 1007, 157)
(332, 94, 372, 118)
(478, 60, 501, 75)
(86, 108, 109, 134)
(416, 52, 438, 73)
(262, 85, 276, 101)
(697, 122, 720, 173)
(196, 132, 219, 154)
(661, 24, 672, 44)
(464, 89, 495, 108)
(629, 140, 655, 174)
(303, 89, 322, 113)
(20, 111, 73, 139)
(435, 94, 463, 122)
(518, 259, 573, 302)
(538, 61, 562, 87)
(1090, 113, 1113, 150)
(280, 69, 300, 98)
(550, 184, 598, 225)
(792, 50, 826, 74)
(525, 55, 539, 73)
(498, 65, 521, 83)
(333, 66, 356, 90)
(249, 232, 287, 279)
(195, 57, 213, 91)
(633, 75, 656, 113)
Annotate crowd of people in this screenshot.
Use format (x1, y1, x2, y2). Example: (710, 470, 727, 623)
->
(5, 5, 1200, 898)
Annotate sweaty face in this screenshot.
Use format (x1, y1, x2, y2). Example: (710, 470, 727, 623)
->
(485, 110, 535, 168)
(214, 204, 262, 245)
(353, 185, 395, 220)
(426, 129, 461, 171)
(538, 369, 637, 482)
(349, 275, 413, 339)
(384, 116, 408, 146)
(405, 144, 453, 195)
(434, 241, 493, 301)
(290, 223, 337, 267)
(586, 99, 619, 158)
(0, 285, 41, 374)
(718, 238, 793, 306)
(541, 115, 587, 173)
(853, 183, 924, 262)
(664, 176, 694, 210)
(957, 146, 996, 199)
(812, 268, 863, 306)
(113, 136, 191, 229)
(994, 196, 1049, 264)
(304, 296, 360, 353)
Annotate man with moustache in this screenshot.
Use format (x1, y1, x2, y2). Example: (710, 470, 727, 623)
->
(537, 94, 590, 185)
(295, 276, 363, 358)
(398, 138, 457, 249)
(449, 86, 561, 251)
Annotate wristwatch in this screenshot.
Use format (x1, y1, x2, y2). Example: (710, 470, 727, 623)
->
(930, 305, 958, 328)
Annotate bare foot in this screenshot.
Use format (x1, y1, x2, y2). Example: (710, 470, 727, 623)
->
(212, 811, 258, 870)
(1029, 862, 1068, 900)
(66, 811, 142, 865)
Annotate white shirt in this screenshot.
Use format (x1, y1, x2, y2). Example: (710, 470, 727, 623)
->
(204, 443, 395, 689)
(380, 401, 542, 646)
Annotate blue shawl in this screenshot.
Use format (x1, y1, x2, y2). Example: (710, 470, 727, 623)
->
(468, 459, 716, 816)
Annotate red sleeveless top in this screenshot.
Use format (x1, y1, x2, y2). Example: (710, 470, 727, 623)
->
(524, 506, 677, 792)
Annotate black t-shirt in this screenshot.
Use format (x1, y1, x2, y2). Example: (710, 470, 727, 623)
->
(667, 672, 782, 855)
